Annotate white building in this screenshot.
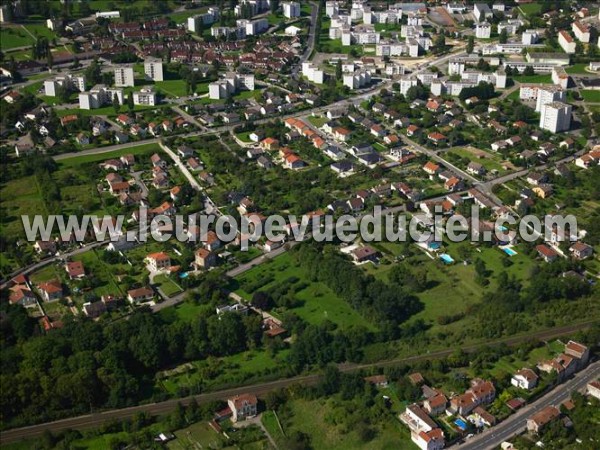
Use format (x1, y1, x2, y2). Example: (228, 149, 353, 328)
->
(44, 74, 86, 96)
(47, 18, 61, 30)
(237, 18, 268, 36)
(187, 7, 220, 32)
(79, 85, 124, 110)
(302, 62, 324, 84)
(399, 76, 418, 96)
(473, 3, 492, 22)
(540, 102, 572, 133)
(535, 85, 565, 112)
(114, 65, 135, 87)
(572, 21, 590, 43)
(95, 11, 120, 19)
(282, 1, 300, 18)
(343, 70, 371, 90)
(522, 29, 539, 45)
(552, 66, 570, 89)
(325, 1, 339, 17)
(133, 88, 157, 106)
(498, 19, 523, 35)
(144, 57, 163, 81)
(208, 73, 255, 99)
(558, 30, 576, 54)
(475, 22, 491, 39)
(511, 369, 539, 390)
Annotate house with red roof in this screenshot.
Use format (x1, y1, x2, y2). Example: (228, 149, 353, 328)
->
(38, 280, 63, 302)
(227, 394, 258, 422)
(146, 252, 171, 271)
(536, 244, 558, 263)
(65, 261, 86, 279)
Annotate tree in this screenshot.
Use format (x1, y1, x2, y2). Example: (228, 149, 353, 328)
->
(47, 50, 53, 69)
(523, 65, 535, 76)
(127, 92, 134, 112)
(336, 59, 342, 80)
(112, 93, 120, 114)
(405, 84, 426, 102)
(466, 35, 475, 54)
(499, 28, 508, 44)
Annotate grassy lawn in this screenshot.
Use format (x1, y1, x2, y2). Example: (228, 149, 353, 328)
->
(518, 3, 542, 17)
(580, 90, 600, 102)
(0, 25, 35, 50)
(232, 252, 376, 331)
(236, 131, 253, 143)
(0, 175, 47, 243)
(566, 63, 592, 75)
(447, 147, 508, 173)
(72, 250, 123, 298)
(275, 398, 414, 450)
(308, 116, 328, 128)
(167, 422, 224, 450)
(58, 143, 162, 167)
(159, 301, 213, 322)
(154, 274, 183, 297)
(55, 104, 165, 117)
(22, 23, 57, 40)
(29, 264, 61, 285)
(233, 89, 259, 100)
(513, 74, 552, 84)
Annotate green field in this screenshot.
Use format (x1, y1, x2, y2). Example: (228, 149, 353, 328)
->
(154, 274, 183, 297)
(233, 252, 376, 331)
(0, 25, 35, 50)
(167, 422, 224, 450)
(518, 3, 542, 17)
(55, 104, 164, 117)
(57, 142, 161, 167)
(580, 90, 600, 102)
(273, 398, 414, 450)
(308, 116, 328, 128)
(566, 63, 592, 75)
(73, 250, 123, 298)
(22, 22, 57, 40)
(513, 74, 552, 84)
(447, 147, 508, 173)
(0, 175, 48, 243)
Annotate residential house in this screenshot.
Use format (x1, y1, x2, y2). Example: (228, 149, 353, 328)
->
(569, 242, 593, 260)
(467, 162, 486, 176)
(511, 368, 539, 390)
(364, 375, 389, 388)
(260, 137, 279, 151)
(536, 244, 558, 263)
(427, 132, 447, 145)
(38, 280, 63, 302)
(284, 153, 305, 169)
(351, 246, 379, 263)
(127, 287, 154, 303)
(587, 381, 600, 400)
(533, 184, 553, 199)
(423, 393, 447, 416)
(407, 124, 420, 137)
(228, 394, 258, 422)
(564, 340, 590, 367)
(146, 252, 171, 271)
(423, 161, 440, 176)
(83, 301, 107, 318)
(34, 240, 57, 254)
(65, 261, 85, 279)
(527, 406, 560, 433)
(333, 127, 351, 142)
(195, 248, 217, 269)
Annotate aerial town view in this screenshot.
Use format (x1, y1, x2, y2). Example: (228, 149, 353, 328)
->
(0, 0, 599, 448)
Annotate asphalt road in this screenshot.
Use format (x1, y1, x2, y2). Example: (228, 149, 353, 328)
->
(1, 320, 597, 444)
(454, 360, 600, 450)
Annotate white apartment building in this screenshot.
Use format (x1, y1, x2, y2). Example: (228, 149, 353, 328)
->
(376, 41, 406, 56)
(114, 65, 135, 87)
(133, 88, 157, 106)
(79, 85, 124, 110)
(343, 70, 371, 90)
(498, 19, 523, 35)
(237, 18, 268, 36)
(540, 102, 572, 133)
(572, 21, 590, 43)
(475, 22, 491, 39)
(522, 29, 539, 45)
(558, 30, 576, 54)
(44, 74, 86, 96)
(473, 3, 492, 22)
(187, 7, 220, 33)
(535, 85, 566, 112)
(399, 76, 418, 96)
(302, 62, 324, 84)
(282, 1, 300, 18)
(144, 57, 163, 82)
(325, 1, 339, 17)
(208, 73, 256, 99)
(552, 66, 570, 89)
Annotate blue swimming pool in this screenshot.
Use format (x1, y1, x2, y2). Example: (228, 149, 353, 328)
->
(454, 418, 468, 431)
(503, 247, 517, 256)
(179, 272, 189, 279)
(440, 254, 454, 264)
(429, 242, 441, 250)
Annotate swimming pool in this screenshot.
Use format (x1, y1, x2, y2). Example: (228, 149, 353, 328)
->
(503, 247, 517, 256)
(454, 418, 468, 431)
(179, 272, 189, 279)
(429, 242, 441, 250)
(440, 254, 454, 264)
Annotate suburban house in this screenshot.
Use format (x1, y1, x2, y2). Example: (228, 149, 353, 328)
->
(351, 246, 379, 263)
(536, 244, 558, 263)
(127, 287, 154, 303)
(227, 394, 258, 422)
(38, 280, 63, 302)
(65, 261, 85, 279)
(364, 375, 389, 388)
(203, 230, 221, 251)
(511, 368, 539, 390)
(333, 127, 351, 142)
(284, 153, 305, 169)
(83, 301, 107, 318)
(400, 404, 445, 450)
(34, 240, 57, 254)
(151, 153, 167, 169)
(146, 252, 171, 271)
(427, 132, 447, 145)
(564, 340, 590, 367)
(260, 137, 279, 151)
(423, 393, 447, 416)
(195, 248, 217, 269)
(569, 242, 593, 260)
(467, 162, 486, 176)
(423, 161, 440, 176)
(587, 381, 600, 400)
(527, 406, 560, 433)
(9, 283, 37, 308)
